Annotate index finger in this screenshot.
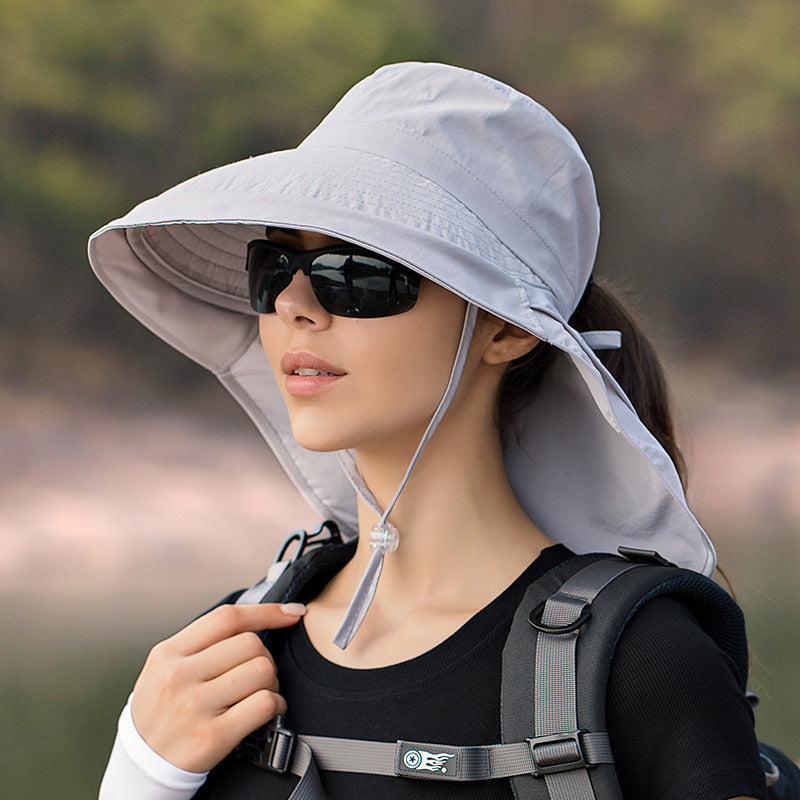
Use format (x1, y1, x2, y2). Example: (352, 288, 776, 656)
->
(171, 602, 306, 656)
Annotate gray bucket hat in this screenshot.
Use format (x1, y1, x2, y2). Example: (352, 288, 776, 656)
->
(88, 61, 715, 576)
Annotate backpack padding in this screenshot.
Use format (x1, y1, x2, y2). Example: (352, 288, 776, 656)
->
(253, 539, 356, 645)
(262, 539, 357, 604)
(199, 538, 355, 623)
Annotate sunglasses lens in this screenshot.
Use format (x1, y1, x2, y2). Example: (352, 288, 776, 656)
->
(247, 243, 293, 313)
(310, 253, 420, 318)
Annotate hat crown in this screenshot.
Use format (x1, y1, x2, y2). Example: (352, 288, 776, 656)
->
(300, 62, 599, 317)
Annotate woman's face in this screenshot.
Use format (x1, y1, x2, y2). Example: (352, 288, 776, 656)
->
(258, 228, 468, 459)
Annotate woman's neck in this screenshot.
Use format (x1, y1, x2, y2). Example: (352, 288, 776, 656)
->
(303, 400, 553, 667)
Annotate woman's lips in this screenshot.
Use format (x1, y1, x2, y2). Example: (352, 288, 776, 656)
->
(281, 351, 345, 397)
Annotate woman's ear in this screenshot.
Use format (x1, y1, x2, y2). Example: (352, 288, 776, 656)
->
(480, 319, 540, 365)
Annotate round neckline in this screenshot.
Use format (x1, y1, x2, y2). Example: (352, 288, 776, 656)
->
(283, 544, 571, 695)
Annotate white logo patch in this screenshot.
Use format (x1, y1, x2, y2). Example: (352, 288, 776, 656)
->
(402, 749, 455, 773)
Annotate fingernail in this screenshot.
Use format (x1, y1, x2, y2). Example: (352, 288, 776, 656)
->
(280, 602, 307, 616)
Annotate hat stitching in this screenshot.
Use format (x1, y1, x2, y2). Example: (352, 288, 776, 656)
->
(183, 151, 535, 283)
(259, 150, 536, 284)
(309, 119, 578, 297)
(188, 220, 260, 253)
(168, 149, 540, 289)
(270, 156, 496, 254)
(133, 225, 251, 298)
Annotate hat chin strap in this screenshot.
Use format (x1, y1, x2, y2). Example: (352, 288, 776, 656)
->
(333, 303, 479, 649)
(331, 308, 621, 648)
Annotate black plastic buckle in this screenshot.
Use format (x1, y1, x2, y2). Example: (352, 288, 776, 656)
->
(256, 716, 296, 774)
(528, 731, 590, 776)
(617, 546, 674, 566)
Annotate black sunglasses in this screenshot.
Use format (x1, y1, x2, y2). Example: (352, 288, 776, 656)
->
(246, 239, 421, 318)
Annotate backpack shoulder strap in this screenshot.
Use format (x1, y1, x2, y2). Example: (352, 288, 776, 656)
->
(502, 550, 748, 800)
(230, 522, 355, 773)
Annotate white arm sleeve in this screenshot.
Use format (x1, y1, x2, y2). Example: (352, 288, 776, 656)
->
(98, 695, 209, 800)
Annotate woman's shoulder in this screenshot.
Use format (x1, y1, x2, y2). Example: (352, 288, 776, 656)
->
(607, 596, 767, 800)
(614, 594, 740, 670)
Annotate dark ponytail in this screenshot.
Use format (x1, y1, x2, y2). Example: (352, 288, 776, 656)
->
(497, 280, 688, 489)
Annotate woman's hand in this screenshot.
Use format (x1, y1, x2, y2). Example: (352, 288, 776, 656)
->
(130, 602, 306, 773)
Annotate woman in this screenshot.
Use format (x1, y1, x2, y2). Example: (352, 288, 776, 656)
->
(90, 62, 767, 799)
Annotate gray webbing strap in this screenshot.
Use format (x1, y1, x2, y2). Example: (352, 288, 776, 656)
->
(534, 559, 642, 800)
(280, 732, 613, 799)
(303, 733, 612, 779)
(284, 741, 324, 800)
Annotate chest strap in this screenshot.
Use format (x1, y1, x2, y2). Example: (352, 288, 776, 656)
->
(243, 720, 612, 798)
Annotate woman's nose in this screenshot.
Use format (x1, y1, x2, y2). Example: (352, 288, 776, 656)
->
(273, 270, 332, 327)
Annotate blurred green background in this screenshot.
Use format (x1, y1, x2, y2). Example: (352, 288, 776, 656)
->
(1, 1, 798, 797)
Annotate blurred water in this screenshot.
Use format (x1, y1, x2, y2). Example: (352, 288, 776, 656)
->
(0, 386, 319, 599)
(2, 376, 798, 594)
(1, 379, 797, 797)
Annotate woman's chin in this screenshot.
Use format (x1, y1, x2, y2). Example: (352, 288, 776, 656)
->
(290, 427, 353, 453)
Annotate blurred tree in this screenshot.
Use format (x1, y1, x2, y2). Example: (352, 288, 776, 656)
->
(0, 0, 797, 392)
(428, 0, 800, 369)
(0, 0, 437, 390)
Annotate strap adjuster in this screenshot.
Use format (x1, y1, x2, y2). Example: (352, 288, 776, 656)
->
(257, 716, 296, 774)
(528, 731, 590, 776)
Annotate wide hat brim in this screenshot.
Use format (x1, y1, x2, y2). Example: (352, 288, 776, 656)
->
(88, 62, 715, 575)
